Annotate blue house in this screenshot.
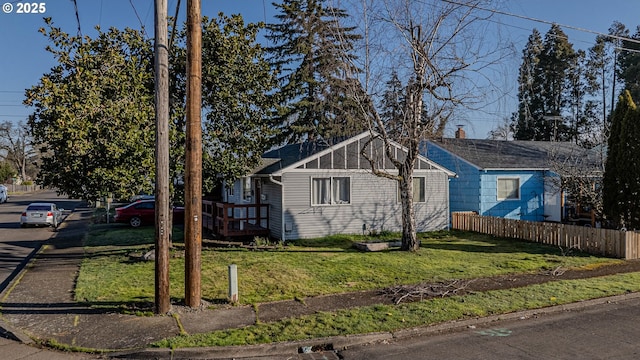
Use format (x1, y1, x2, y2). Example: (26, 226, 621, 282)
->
(425, 137, 598, 223)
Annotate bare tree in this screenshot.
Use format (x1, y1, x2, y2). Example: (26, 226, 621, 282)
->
(0, 121, 38, 182)
(546, 145, 605, 225)
(339, 0, 508, 250)
(488, 116, 514, 140)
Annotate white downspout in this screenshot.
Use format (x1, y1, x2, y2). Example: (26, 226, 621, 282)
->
(269, 175, 285, 242)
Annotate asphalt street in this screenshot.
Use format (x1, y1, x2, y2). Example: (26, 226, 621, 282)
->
(0, 190, 82, 293)
(340, 295, 640, 359)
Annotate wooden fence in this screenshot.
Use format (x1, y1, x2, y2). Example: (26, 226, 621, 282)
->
(451, 212, 640, 260)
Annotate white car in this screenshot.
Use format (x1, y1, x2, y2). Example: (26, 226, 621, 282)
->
(0, 185, 7, 203)
(20, 202, 62, 228)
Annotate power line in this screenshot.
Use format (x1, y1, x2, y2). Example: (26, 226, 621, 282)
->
(442, 0, 640, 45)
(169, 0, 182, 49)
(71, 0, 82, 38)
(129, 0, 148, 38)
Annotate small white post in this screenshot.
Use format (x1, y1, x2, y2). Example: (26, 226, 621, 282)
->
(228, 264, 238, 303)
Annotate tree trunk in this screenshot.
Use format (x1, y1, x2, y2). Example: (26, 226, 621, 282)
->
(398, 165, 418, 251)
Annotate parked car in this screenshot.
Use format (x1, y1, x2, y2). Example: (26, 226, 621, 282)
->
(114, 200, 185, 227)
(0, 185, 7, 203)
(20, 202, 62, 228)
(130, 194, 155, 202)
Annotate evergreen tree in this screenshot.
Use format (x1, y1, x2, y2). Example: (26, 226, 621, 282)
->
(585, 34, 609, 143)
(27, 16, 281, 201)
(603, 90, 640, 228)
(266, 0, 363, 144)
(567, 49, 586, 143)
(198, 14, 280, 191)
(380, 71, 406, 139)
(25, 19, 157, 201)
(606, 22, 629, 116)
(618, 26, 640, 103)
(537, 24, 576, 141)
(514, 29, 544, 140)
(514, 25, 581, 141)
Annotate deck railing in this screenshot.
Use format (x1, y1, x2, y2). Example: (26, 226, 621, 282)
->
(202, 200, 269, 239)
(451, 212, 640, 260)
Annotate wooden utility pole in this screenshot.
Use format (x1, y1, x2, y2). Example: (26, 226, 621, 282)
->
(154, 0, 171, 314)
(185, 0, 202, 307)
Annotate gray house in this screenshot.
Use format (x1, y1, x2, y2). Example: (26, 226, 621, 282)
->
(220, 132, 455, 241)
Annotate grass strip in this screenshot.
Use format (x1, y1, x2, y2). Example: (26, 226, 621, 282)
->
(152, 272, 640, 348)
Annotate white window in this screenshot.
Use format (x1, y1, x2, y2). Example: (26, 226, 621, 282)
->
(413, 177, 426, 203)
(497, 178, 520, 200)
(312, 177, 351, 205)
(312, 178, 331, 205)
(332, 177, 351, 204)
(397, 177, 426, 203)
(242, 177, 253, 200)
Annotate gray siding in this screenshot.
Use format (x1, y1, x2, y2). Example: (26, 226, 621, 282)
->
(281, 170, 449, 240)
(261, 180, 283, 239)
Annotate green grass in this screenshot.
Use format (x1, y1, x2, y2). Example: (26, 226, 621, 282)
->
(152, 272, 640, 348)
(76, 226, 621, 306)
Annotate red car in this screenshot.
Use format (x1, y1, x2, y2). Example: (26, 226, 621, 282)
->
(114, 200, 185, 227)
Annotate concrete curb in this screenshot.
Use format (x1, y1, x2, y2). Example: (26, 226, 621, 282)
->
(109, 332, 394, 359)
(109, 291, 640, 359)
(0, 321, 34, 344)
(390, 291, 640, 341)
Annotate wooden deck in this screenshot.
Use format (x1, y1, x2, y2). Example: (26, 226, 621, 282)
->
(202, 200, 270, 239)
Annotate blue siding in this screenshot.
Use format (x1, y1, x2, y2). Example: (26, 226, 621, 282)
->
(426, 144, 480, 213)
(480, 170, 544, 221)
(426, 142, 546, 222)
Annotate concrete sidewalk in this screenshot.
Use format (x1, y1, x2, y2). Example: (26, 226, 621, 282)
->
(0, 208, 345, 359)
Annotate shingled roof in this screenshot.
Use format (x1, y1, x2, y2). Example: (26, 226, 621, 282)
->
(428, 138, 603, 171)
(250, 141, 331, 175)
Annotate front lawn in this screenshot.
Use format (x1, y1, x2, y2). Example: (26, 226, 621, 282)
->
(75, 225, 621, 306)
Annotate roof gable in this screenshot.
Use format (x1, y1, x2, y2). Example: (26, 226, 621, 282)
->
(254, 132, 454, 176)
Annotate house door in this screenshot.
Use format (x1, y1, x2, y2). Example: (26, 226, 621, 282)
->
(543, 179, 561, 222)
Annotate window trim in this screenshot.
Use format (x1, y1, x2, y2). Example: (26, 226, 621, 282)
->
(497, 177, 521, 201)
(311, 176, 352, 206)
(242, 177, 253, 201)
(397, 176, 427, 203)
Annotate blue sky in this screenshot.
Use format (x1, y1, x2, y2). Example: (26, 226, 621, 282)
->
(1, 0, 639, 138)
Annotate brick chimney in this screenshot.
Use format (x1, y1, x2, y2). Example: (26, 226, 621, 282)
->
(455, 125, 466, 139)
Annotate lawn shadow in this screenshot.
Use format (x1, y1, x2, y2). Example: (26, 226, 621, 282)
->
(422, 230, 594, 258)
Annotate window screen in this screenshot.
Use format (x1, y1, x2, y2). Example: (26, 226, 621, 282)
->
(497, 178, 520, 200)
